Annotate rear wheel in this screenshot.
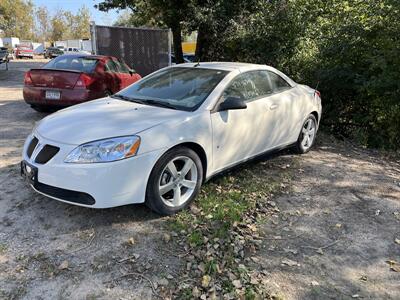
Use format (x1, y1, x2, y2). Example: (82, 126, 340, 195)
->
(294, 114, 317, 154)
(145, 147, 203, 215)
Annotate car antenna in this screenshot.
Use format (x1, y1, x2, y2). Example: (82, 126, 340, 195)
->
(194, 58, 200, 67)
(314, 79, 320, 91)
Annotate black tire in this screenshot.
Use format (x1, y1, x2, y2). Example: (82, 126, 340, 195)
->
(145, 147, 203, 215)
(294, 114, 318, 154)
(31, 105, 53, 113)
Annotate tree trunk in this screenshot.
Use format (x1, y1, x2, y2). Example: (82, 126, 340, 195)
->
(170, 21, 184, 64)
(195, 23, 212, 61)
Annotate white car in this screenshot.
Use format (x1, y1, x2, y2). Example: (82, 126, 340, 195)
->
(21, 62, 322, 215)
(64, 47, 91, 55)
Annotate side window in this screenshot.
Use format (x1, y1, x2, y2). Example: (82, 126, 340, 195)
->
(114, 59, 130, 73)
(267, 71, 291, 92)
(104, 60, 117, 72)
(222, 71, 274, 102)
(222, 73, 256, 102)
(249, 71, 274, 96)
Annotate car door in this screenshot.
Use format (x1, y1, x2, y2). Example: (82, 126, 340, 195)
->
(113, 59, 133, 88)
(263, 71, 299, 148)
(210, 71, 275, 172)
(103, 59, 122, 93)
(119, 59, 142, 86)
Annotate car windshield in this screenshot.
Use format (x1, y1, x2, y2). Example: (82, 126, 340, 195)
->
(116, 67, 228, 111)
(43, 56, 98, 73)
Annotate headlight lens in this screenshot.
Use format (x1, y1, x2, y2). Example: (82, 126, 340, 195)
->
(65, 136, 140, 163)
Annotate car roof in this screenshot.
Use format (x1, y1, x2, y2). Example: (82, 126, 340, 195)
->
(173, 62, 297, 86)
(175, 62, 269, 72)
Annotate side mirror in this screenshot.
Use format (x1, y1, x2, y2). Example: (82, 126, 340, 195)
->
(129, 69, 136, 76)
(218, 96, 247, 111)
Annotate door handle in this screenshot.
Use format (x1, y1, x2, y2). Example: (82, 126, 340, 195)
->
(269, 104, 279, 110)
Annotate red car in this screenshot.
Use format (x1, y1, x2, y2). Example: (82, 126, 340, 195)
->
(23, 54, 142, 112)
(16, 46, 34, 59)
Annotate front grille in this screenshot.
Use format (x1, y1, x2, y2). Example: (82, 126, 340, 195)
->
(27, 137, 39, 158)
(35, 145, 60, 164)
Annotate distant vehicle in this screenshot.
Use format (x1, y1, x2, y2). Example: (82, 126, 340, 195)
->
(44, 47, 64, 59)
(64, 47, 90, 55)
(15, 45, 34, 59)
(171, 54, 192, 64)
(183, 53, 196, 62)
(0, 47, 9, 69)
(23, 54, 141, 112)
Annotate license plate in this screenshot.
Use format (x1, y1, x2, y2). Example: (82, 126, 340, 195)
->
(45, 90, 60, 100)
(21, 161, 38, 186)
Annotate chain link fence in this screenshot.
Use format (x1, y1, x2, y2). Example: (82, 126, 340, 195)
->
(91, 24, 171, 76)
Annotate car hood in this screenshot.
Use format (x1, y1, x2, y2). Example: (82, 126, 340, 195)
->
(35, 98, 190, 145)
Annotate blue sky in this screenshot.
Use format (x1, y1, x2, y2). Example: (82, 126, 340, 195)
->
(32, 0, 122, 25)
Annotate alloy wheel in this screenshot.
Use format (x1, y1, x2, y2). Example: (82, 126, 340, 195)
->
(158, 156, 198, 207)
(301, 118, 316, 150)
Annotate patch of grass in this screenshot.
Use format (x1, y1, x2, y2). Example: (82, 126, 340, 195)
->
(168, 157, 298, 298)
(188, 230, 203, 247)
(176, 287, 193, 300)
(205, 259, 218, 275)
(0, 243, 7, 254)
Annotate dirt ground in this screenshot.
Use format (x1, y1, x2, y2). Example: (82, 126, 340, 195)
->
(0, 60, 399, 300)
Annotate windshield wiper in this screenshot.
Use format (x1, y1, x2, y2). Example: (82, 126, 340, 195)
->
(112, 95, 179, 110)
(141, 99, 178, 110)
(111, 94, 145, 104)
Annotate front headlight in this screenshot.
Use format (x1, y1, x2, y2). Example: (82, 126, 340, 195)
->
(65, 136, 141, 163)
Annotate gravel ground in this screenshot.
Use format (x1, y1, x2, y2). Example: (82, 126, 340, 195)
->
(0, 60, 399, 300)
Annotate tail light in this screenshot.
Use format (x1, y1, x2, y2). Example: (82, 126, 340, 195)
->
(24, 71, 33, 86)
(315, 90, 321, 98)
(74, 73, 94, 89)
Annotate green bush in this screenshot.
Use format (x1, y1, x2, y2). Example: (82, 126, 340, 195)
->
(208, 0, 400, 149)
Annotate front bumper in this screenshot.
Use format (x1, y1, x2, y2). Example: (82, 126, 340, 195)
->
(18, 53, 34, 57)
(22, 132, 164, 208)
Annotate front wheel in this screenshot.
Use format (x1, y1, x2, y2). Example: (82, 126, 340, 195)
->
(145, 147, 203, 215)
(294, 114, 317, 154)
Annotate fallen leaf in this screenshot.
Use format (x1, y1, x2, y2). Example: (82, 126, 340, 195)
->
(395, 238, 400, 245)
(190, 205, 201, 214)
(311, 280, 319, 286)
(316, 248, 324, 255)
(201, 275, 211, 288)
(282, 259, 299, 267)
(58, 260, 69, 270)
(128, 237, 135, 245)
(391, 265, 400, 272)
(192, 287, 200, 298)
(232, 279, 242, 288)
(335, 223, 342, 228)
(158, 278, 169, 286)
(163, 233, 171, 242)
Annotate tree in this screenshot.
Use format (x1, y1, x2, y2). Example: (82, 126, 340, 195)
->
(36, 6, 50, 42)
(49, 6, 91, 41)
(0, 0, 35, 40)
(50, 10, 66, 41)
